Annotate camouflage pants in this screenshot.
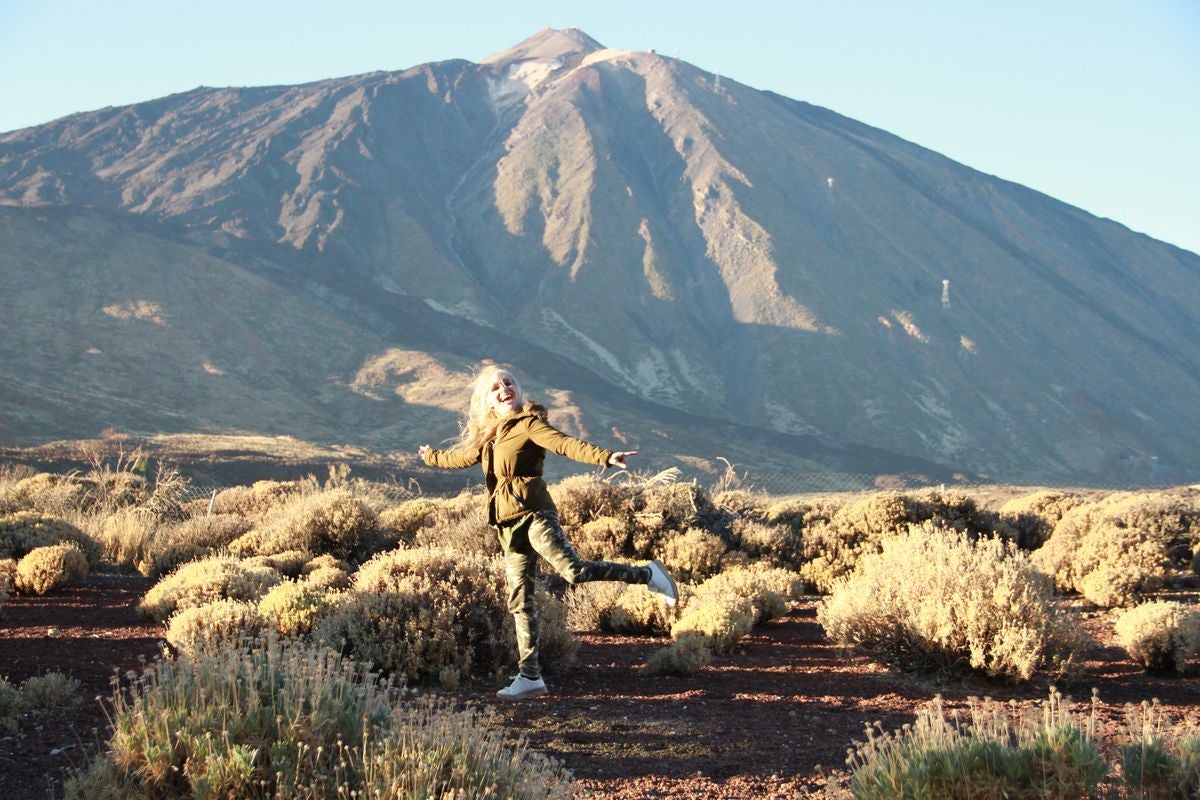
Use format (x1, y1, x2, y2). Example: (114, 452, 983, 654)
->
(497, 510, 650, 679)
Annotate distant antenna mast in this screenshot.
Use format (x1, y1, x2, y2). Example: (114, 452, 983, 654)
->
(941, 279, 951, 308)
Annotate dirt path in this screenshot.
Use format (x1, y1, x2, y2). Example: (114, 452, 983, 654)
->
(2, 573, 1198, 799)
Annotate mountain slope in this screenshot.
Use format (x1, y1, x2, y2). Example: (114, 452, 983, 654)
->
(2, 28, 1198, 485)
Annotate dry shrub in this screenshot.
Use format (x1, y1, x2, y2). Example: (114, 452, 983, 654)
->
(302, 565, 351, 591)
(377, 497, 440, 544)
(1114, 600, 1200, 675)
(91, 508, 157, 571)
(565, 581, 626, 632)
(138, 556, 282, 621)
(0, 511, 102, 567)
(800, 492, 928, 593)
(599, 583, 675, 635)
(731, 518, 802, 567)
(229, 488, 377, 560)
(550, 474, 632, 527)
(1033, 491, 1200, 608)
(143, 514, 253, 578)
(635, 481, 717, 533)
(689, 564, 804, 624)
(819, 523, 1086, 681)
(64, 638, 574, 799)
(318, 547, 519, 686)
(645, 632, 713, 676)
(573, 515, 634, 560)
(712, 489, 769, 522)
(534, 585, 579, 673)
(210, 479, 312, 518)
(257, 580, 341, 637)
(0, 472, 87, 516)
(15, 543, 89, 595)
(166, 599, 268, 657)
(802, 491, 1019, 593)
(409, 507, 496, 556)
(670, 595, 756, 654)
(301, 554, 352, 590)
(243, 549, 311, 578)
(659, 528, 727, 583)
(999, 490, 1089, 549)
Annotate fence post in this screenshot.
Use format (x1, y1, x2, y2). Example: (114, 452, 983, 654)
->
(207, 488, 217, 517)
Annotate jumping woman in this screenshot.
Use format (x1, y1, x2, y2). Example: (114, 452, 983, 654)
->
(418, 364, 678, 700)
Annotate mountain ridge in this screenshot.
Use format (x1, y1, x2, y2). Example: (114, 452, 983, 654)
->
(2, 29, 1197, 486)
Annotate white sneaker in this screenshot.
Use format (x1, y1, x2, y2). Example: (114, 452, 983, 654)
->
(497, 674, 547, 700)
(647, 560, 678, 607)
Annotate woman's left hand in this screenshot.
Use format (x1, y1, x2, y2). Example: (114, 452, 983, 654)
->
(607, 450, 638, 469)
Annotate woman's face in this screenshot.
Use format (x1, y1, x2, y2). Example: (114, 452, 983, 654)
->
(487, 373, 518, 417)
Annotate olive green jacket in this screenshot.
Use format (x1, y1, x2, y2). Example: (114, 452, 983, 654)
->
(423, 405, 613, 525)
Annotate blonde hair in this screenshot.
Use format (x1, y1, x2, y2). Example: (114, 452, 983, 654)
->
(457, 365, 525, 452)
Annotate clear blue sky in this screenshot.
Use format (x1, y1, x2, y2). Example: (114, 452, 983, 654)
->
(2, 0, 1197, 255)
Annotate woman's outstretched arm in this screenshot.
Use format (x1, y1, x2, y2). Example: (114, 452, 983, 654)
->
(419, 444, 481, 469)
(524, 418, 637, 469)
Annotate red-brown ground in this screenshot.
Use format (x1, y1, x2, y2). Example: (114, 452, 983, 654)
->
(1, 572, 1197, 799)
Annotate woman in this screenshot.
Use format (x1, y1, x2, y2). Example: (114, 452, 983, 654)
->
(419, 365, 678, 700)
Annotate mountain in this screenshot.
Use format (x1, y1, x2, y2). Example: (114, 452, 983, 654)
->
(2, 27, 1198, 487)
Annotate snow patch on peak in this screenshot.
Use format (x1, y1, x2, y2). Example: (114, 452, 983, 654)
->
(487, 58, 562, 112)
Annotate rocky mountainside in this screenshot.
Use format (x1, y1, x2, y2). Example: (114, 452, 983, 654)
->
(2, 28, 1198, 486)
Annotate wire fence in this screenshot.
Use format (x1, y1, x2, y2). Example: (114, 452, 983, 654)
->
(172, 468, 1193, 506)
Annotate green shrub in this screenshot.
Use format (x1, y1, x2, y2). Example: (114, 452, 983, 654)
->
(0, 558, 12, 612)
(1119, 700, 1200, 800)
(1114, 601, 1200, 674)
(819, 523, 1086, 681)
(1033, 491, 1200, 608)
(19, 671, 81, 709)
(644, 632, 713, 676)
(229, 488, 377, 560)
(0, 676, 20, 732)
(659, 527, 727, 583)
(317, 547, 522, 686)
(138, 556, 282, 621)
(0, 511, 102, 567)
(15, 543, 89, 595)
(63, 638, 574, 799)
(165, 599, 268, 657)
(257, 580, 341, 637)
(846, 691, 1106, 800)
